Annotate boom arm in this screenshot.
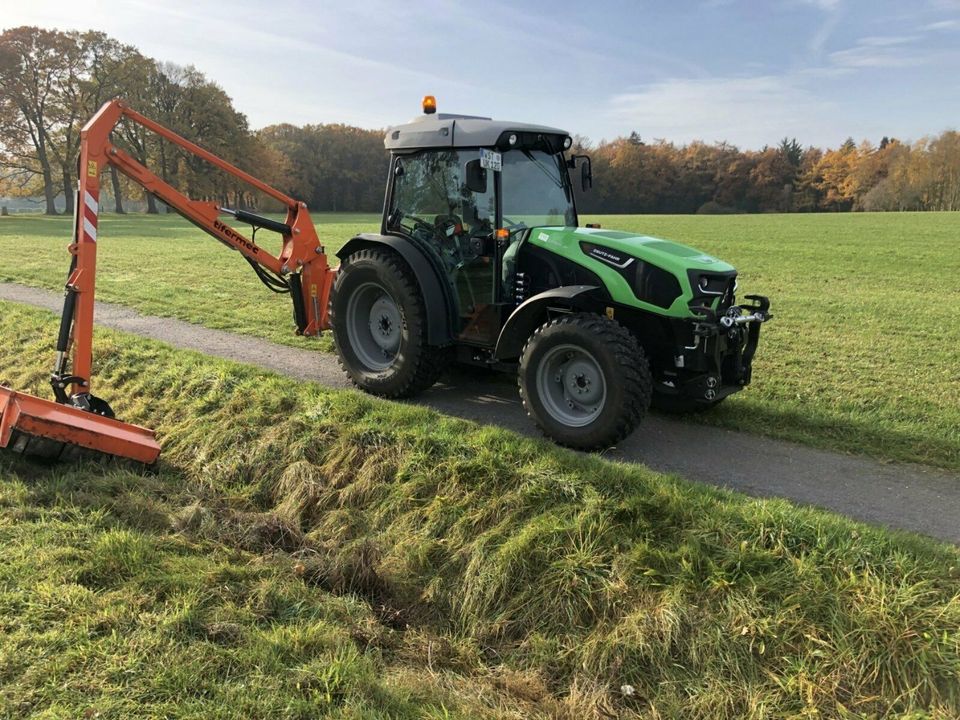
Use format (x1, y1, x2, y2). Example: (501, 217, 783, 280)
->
(52, 99, 336, 412)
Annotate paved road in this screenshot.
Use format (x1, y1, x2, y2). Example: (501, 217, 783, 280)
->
(2, 282, 958, 544)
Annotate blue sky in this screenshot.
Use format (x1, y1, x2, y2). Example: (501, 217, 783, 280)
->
(6, 0, 960, 148)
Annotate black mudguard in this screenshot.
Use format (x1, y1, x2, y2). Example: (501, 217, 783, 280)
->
(337, 233, 458, 346)
(493, 285, 601, 360)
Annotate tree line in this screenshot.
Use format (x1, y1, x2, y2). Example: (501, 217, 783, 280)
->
(577, 132, 960, 214)
(2, 26, 958, 216)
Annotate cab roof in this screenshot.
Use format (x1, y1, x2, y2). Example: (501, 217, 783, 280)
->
(384, 112, 570, 151)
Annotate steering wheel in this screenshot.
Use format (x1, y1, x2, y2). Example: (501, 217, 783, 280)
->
(400, 212, 436, 235)
(398, 212, 441, 243)
(433, 214, 464, 247)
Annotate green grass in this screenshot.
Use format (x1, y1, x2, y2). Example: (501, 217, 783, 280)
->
(0, 213, 379, 350)
(0, 211, 958, 472)
(1, 302, 958, 718)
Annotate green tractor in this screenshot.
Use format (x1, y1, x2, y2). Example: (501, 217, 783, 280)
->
(330, 98, 771, 449)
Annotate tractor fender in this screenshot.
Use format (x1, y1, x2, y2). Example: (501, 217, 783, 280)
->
(493, 285, 602, 360)
(337, 233, 457, 346)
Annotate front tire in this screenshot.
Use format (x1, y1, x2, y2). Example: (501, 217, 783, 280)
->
(518, 313, 652, 450)
(330, 248, 447, 398)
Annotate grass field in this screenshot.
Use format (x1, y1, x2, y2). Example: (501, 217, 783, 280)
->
(0, 211, 958, 473)
(1, 303, 958, 718)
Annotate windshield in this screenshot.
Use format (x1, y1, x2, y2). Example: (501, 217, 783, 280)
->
(501, 149, 576, 229)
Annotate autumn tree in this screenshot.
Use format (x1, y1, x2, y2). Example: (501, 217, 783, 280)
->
(0, 26, 78, 214)
(258, 123, 387, 212)
(809, 140, 860, 211)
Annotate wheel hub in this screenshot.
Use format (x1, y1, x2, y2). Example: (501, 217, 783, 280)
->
(536, 344, 607, 427)
(369, 296, 401, 352)
(563, 359, 602, 404)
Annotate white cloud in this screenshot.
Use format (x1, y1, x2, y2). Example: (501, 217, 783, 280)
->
(819, 30, 960, 71)
(808, 10, 843, 55)
(857, 35, 921, 46)
(922, 19, 960, 30)
(797, 0, 842, 10)
(828, 35, 928, 68)
(605, 76, 837, 147)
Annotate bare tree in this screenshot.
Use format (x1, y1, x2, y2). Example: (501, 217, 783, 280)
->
(0, 27, 78, 214)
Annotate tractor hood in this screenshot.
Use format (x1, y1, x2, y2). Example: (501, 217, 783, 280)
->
(526, 227, 737, 317)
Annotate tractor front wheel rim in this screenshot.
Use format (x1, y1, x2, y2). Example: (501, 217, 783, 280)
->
(535, 344, 607, 427)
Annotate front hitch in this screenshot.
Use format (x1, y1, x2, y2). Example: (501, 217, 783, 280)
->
(692, 294, 772, 337)
(680, 294, 772, 393)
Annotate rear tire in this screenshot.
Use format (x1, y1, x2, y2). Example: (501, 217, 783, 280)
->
(330, 248, 448, 398)
(518, 313, 652, 450)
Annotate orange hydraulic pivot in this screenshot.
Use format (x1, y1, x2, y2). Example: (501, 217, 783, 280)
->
(0, 99, 336, 464)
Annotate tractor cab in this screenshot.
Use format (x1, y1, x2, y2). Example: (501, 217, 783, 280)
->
(381, 99, 585, 346)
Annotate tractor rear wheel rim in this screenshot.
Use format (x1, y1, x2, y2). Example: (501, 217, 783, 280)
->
(535, 344, 606, 427)
(346, 282, 402, 371)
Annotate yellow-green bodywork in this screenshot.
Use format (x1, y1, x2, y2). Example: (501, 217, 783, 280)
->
(526, 226, 736, 318)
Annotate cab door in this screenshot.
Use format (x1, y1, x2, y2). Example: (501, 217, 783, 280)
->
(386, 149, 501, 346)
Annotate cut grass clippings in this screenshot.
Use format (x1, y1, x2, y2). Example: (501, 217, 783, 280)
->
(1, 301, 958, 718)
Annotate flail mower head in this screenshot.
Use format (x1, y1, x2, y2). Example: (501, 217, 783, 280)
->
(0, 386, 160, 464)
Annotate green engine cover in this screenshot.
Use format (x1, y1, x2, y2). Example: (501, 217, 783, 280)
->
(526, 227, 736, 319)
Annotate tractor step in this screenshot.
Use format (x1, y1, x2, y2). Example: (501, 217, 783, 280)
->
(0, 386, 160, 464)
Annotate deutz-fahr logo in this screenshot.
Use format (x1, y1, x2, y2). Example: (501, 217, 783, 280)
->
(589, 246, 630, 267)
(215, 220, 259, 254)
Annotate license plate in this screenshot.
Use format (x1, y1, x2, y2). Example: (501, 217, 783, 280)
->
(480, 149, 502, 171)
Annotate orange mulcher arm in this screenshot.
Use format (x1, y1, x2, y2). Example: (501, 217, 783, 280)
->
(52, 99, 336, 416)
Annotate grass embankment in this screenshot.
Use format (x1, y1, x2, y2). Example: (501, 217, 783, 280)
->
(1, 302, 958, 718)
(1, 212, 957, 471)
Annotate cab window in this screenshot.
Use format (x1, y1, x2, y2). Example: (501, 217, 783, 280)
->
(389, 150, 494, 245)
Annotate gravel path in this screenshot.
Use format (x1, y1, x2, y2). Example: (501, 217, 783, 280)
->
(3, 281, 958, 544)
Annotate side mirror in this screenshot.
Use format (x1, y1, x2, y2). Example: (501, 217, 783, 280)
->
(569, 154, 593, 191)
(579, 156, 593, 192)
(465, 159, 488, 194)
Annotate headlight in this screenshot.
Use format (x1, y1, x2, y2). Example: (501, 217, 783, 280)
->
(690, 271, 737, 300)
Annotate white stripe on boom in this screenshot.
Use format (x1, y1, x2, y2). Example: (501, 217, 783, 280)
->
(83, 217, 97, 242)
(84, 191, 98, 215)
